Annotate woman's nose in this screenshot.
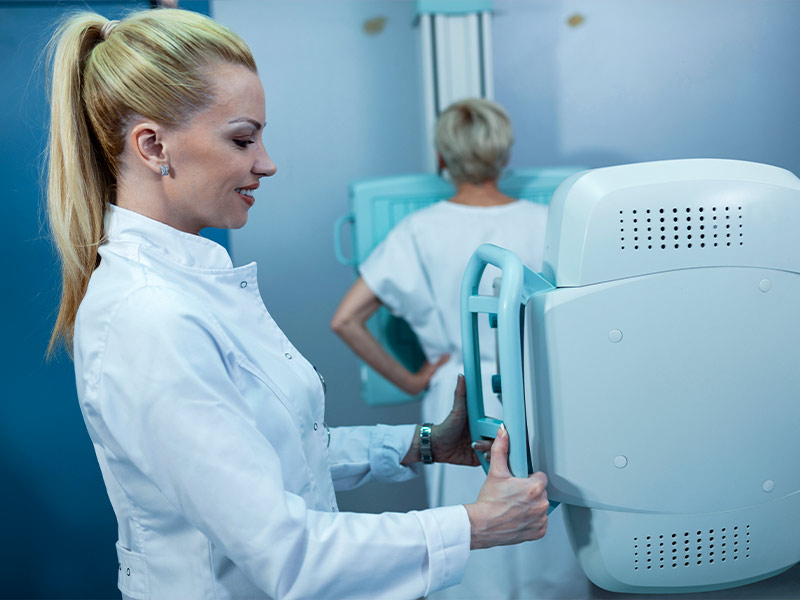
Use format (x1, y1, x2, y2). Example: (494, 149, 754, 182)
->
(254, 146, 277, 178)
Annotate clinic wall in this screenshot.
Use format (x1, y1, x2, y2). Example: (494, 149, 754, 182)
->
(492, 0, 800, 175)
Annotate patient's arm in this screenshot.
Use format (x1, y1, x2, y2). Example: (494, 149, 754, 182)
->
(331, 277, 448, 395)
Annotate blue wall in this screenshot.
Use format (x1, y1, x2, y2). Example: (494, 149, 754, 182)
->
(0, 2, 210, 597)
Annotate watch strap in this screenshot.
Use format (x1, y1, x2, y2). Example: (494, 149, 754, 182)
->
(419, 423, 434, 464)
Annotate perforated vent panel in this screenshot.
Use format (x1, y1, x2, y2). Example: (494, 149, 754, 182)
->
(619, 206, 744, 251)
(633, 525, 750, 571)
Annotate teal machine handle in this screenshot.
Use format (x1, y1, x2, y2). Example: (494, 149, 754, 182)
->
(333, 214, 356, 266)
(460, 243, 558, 510)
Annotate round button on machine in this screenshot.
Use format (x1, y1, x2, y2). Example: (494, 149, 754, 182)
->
(609, 329, 623, 343)
(614, 455, 628, 468)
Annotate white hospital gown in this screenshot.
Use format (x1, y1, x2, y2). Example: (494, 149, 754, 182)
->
(360, 200, 591, 599)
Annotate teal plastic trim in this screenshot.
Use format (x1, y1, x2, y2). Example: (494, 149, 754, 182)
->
(348, 174, 455, 266)
(417, 0, 493, 15)
(460, 243, 558, 511)
(333, 213, 356, 266)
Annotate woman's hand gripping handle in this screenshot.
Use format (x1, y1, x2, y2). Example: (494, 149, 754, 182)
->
(464, 424, 549, 550)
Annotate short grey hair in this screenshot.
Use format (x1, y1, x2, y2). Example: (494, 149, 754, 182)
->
(434, 98, 513, 184)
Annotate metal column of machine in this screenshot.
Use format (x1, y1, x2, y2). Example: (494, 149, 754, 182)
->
(417, 0, 494, 171)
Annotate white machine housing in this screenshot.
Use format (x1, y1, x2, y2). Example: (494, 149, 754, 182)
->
(523, 159, 800, 593)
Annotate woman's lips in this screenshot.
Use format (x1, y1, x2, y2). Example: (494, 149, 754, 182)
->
(236, 190, 255, 207)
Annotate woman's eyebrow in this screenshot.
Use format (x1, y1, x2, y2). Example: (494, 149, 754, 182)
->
(227, 117, 264, 130)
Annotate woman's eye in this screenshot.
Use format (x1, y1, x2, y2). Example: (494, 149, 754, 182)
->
(233, 139, 255, 148)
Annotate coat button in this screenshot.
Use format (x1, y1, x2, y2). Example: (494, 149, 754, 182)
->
(284, 352, 292, 360)
(240, 281, 247, 288)
(313, 422, 318, 431)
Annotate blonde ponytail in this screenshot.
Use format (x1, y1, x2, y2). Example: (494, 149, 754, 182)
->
(45, 9, 256, 356)
(46, 14, 112, 357)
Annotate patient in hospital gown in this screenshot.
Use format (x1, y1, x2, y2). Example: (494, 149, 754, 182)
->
(333, 98, 590, 599)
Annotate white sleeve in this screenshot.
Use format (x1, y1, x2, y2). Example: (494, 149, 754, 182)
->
(359, 218, 438, 329)
(91, 286, 470, 599)
(328, 424, 421, 490)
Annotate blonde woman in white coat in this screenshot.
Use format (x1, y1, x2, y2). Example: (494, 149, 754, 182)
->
(333, 99, 591, 599)
(45, 9, 553, 600)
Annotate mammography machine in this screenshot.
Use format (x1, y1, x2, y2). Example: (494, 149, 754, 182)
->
(461, 159, 800, 593)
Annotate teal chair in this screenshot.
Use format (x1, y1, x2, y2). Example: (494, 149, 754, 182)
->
(334, 167, 585, 406)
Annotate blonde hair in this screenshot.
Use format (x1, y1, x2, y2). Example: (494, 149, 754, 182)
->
(46, 9, 256, 356)
(434, 98, 513, 185)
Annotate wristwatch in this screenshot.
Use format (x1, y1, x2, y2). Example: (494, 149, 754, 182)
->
(419, 423, 434, 464)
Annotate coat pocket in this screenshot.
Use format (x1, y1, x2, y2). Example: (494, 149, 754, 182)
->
(116, 541, 149, 599)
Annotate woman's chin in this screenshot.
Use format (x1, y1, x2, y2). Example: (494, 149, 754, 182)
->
(227, 212, 250, 230)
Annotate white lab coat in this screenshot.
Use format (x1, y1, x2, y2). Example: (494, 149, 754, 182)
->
(360, 200, 592, 599)
(73, 205, 470, 600)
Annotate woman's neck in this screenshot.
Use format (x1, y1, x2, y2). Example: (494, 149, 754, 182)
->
(115, 169, 197, 234)
(447, 180, 516, 206)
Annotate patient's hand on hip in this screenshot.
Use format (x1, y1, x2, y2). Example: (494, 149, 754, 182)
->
(405, 353, 450, 395)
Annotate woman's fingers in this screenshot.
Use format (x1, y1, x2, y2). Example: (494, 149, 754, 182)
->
(434, 353, 451, 370)
(471, 440, 491, 451)
(470, 439, 492, 463)
(486, 425, 511, 478)
(465, 457, 550, 549)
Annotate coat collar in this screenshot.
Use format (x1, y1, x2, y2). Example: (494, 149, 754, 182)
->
(104, 205, 234, 271)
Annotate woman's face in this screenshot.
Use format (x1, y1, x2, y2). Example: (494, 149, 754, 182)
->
(162, 64, 276, 234)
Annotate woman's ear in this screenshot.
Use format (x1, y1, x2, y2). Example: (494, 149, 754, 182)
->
(437, 152, 447, 171)
(130, 121, 169, 177)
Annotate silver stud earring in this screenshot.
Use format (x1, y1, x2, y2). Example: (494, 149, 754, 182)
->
(160, 164, 169, 176)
